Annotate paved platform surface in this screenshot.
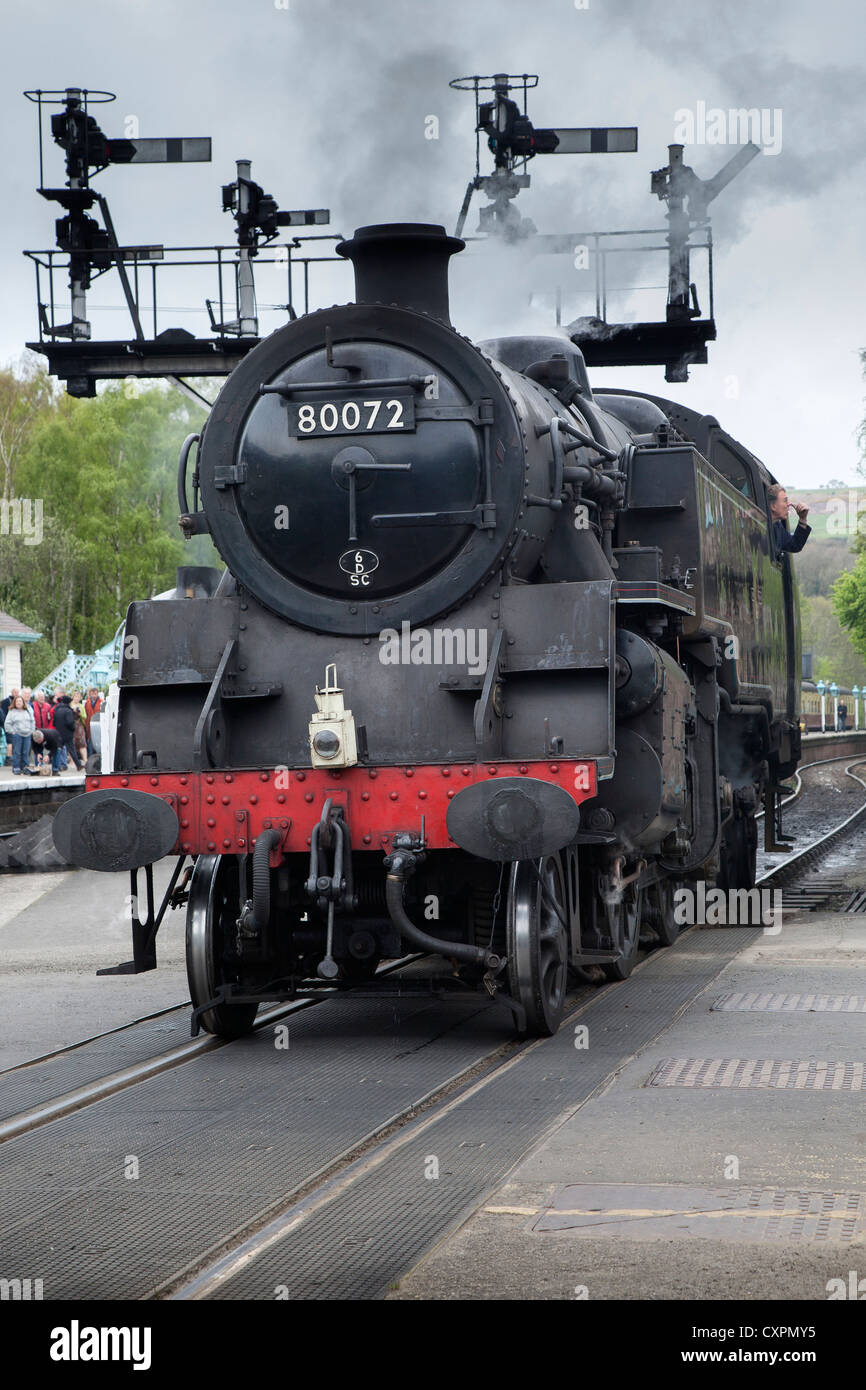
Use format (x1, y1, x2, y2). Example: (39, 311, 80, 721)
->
(0, 861, 187, 1069)
(0, 763, 85, 791)
(389, 910, 866, 1300)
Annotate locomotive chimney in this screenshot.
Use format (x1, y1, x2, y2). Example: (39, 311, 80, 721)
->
(336, 222, 464, 326)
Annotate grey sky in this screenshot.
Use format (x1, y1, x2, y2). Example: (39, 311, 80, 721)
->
(3, 0, 865, 488)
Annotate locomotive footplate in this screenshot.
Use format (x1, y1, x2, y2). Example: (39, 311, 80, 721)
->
(81, 760, 598, 860)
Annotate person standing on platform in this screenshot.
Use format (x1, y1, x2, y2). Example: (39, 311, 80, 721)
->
(32, 690, 52, 766)
(52, 693, 83, 772)
(5, 695, 35, 775)
(838, 701, 848, 732)
(84, 687, 102, 756)
(70, 691, 87, 768)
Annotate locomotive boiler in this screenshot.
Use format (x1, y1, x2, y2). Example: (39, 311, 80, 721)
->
(54, 222, 801, 1038)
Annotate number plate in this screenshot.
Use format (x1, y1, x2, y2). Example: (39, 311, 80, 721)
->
(288, 394, 416, 437)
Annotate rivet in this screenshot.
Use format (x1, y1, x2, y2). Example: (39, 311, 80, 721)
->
(488, 766, 497, 775)
(207, 794, 215, 804)
(462, 767, 471, 776)
(404, 768, 414, 778)
(441, 768, 451, 777)
(206, 775, 215, 785)
(240, 603, 248, 611)
(91, 778, 100, 787)
(277, 793, 286, 804)
(183, 842, 191, 851)
(238, 838, 246, 847)
(181, 818, 189, 828)
(121, 777, 129, 787)
(296, 771, 306, 782)
(221, 795, 230, 805)
(550, 764, 560, 773)
(249, 795, 258, 804)
(223, 839, 231, 849)
(179, 795, 189, 805)
(369, 769, 378, 779)
(260, 771, 269, 781)
(305, 792, 314, 802)
(225, 774, 234, 783)
(180, 776, 188, 785)
(419, 789, 427, 799)
(389, 791, 399, 801)
(207, 841, 216, 850)
(363, 834, 372, 844)
(519, 764, 528, 774)
(239, 663, 247, 671)
(447, 790, 455, 798)
(207, 817, 216, 828)
(361, 790, 370, 801)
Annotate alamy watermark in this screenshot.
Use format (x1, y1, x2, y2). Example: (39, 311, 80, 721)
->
(0, 497, 43, 546)
(673, 103, 782, 156)
(378, 620, 488, 677)
(674, 883, 782, 934)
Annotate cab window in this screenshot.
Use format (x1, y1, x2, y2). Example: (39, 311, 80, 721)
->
(710, 439, 756, 502)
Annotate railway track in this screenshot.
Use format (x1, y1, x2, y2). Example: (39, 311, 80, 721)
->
(3, 756, 866, 1300)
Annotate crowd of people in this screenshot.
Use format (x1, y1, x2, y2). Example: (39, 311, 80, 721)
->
(0, 686, 103, 776)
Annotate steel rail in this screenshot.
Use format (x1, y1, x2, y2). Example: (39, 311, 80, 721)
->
(0, 957, 421, 1145)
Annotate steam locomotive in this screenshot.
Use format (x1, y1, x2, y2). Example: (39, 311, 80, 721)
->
(53, 222, 801, 1038)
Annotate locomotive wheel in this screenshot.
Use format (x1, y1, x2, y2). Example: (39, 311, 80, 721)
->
(602, 883, 643, 981)
(506, 855, 569, 1037)
(646, 877, 679, 947)
(186, 855, 259, 1039)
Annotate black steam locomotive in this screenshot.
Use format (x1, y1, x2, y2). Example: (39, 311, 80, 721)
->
(54, 222, 801, 1038)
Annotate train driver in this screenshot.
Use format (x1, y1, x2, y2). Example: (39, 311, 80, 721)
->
(768, 483, 811, 554)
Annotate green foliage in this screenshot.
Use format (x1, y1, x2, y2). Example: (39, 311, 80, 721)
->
(802, 594, 866, 686)
(830, 352, 866, 661)
(832, 560, 866, 671)
(0, 364, 219, 684)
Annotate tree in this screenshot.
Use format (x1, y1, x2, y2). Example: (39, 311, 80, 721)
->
(804, 592, 866, 685)
(0, 355, 56, 500)
(0, 373, 215, 684)
(830, 350, 866, 660)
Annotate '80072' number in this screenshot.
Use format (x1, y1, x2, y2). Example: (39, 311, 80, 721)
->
(291, 396, 415, 437)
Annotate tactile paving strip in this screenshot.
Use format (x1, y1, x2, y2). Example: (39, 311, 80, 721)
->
(713, 992, 866, 1014)
(531, 1183, 865, 1243)
(645, 1057, 866, 1090)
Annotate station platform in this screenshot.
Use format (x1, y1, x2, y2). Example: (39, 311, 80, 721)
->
(390, 904, 866, 1301)
(0, 762, 84, 832)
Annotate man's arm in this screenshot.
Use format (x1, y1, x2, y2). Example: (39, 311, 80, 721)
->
(786, 522, 811, 553)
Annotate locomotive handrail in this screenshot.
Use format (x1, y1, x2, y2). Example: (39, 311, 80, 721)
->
(260, 374, 428, 396)
(548, 417, 565, 506)
(177, 432, 200, 516)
